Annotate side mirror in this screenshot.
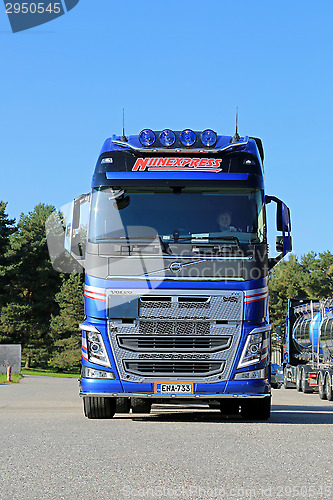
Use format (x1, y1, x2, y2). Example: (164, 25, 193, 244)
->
(64, 193, 90, 262)
(266, 195, 292, 267)
(276, 236, 283, 253)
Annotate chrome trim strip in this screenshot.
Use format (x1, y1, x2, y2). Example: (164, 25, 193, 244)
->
(111, 138, 249, 154)
(80, 392, 270, 399)
(106, 276, 245, 281)
(101, 255, 252, 261)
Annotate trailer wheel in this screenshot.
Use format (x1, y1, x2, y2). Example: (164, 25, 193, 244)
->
(283, 367, 292, 389)
(325, 372, 333, 401)
(296, 366, 302, 392)
(83, 396, 116, 419)
(240, 397, 271, 420)
(301, 368, 312, 394)
(318, 372, 327, 400)
(131, 398, 152, 414)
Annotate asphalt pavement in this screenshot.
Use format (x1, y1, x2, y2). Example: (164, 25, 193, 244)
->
(0, 376, 332, 500)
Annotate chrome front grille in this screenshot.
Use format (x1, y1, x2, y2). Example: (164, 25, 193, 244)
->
(139, 293, 241, 320)
(107, 289, 243, 383)
(117, 335, 232, 352)
(138, 320, 210, 336)
(123, 360, 224, 377)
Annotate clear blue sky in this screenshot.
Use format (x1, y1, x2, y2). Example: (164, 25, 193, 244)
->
(0, 0, 332, 257)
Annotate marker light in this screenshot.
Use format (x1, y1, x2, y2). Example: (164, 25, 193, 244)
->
(159, 129, 176, 147)
(201, 129, 217, 147)
(179, 129, 196, 147)
(139, 129, 156, 146)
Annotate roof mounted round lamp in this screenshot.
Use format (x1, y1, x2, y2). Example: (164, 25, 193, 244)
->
(179, 129, 196, 147)
(201, 129, 217, 147)
(159, 129, 176, 147)
(139, 129, 156, 146)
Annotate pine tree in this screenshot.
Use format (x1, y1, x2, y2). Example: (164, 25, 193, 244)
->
(0, 204, 62, 366)
(269, 251, 333, 332)
(49, 273, 84, 371)
(0, 201, 16, 307)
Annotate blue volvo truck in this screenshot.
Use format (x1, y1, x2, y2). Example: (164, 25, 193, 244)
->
(63, 128, 292, 420)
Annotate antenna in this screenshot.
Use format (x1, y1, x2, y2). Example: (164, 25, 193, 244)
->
(231, 107, 240, 143)
(121, 108, 127, 142)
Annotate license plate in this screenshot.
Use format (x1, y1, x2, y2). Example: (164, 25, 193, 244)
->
(154, 382, 194, 394)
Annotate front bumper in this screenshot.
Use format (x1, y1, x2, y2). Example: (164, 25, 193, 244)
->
(80, 378, 270, 398)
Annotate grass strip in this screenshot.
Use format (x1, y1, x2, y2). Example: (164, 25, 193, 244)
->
(0, 373, 24, 383)
(21, 368, 80, 378)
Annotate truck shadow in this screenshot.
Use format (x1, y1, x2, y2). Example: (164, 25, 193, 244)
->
(122, 403, 333, 424)
(269, 404, 333, 424)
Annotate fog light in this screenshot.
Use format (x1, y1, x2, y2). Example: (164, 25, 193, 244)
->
(82, 366, 115, 379)
(234, 369, 265, 380)
(179, 129, 196, 147)
(159, 129, 176, 147)
(139, 129, 156, 146)
(201, 129, 217, 147)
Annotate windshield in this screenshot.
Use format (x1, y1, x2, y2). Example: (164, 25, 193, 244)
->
(88, 186, 265, 244)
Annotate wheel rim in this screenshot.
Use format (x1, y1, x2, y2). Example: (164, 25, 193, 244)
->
(325, 374, 332, 397)
(318, 373, 326, 398)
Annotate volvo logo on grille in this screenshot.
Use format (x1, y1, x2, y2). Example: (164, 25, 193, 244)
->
(169, 262, 182, 273)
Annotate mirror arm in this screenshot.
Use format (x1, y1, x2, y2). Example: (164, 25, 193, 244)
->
(268, 253, 284, 270)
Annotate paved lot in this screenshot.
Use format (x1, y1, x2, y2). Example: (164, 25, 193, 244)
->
(0, 376, 332, 499)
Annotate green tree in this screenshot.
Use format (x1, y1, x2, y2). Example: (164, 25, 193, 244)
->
(49, 273, 84, 371)
(269, 254, 307, 331)
(0, 201, 16, 307)
(301, 251, 333, 298)
(269, 251, 333, 333)
(0, 204, 62, 366)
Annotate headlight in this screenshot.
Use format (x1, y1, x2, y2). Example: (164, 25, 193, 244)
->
(237, 328, 269, 368)
(85, 329, 111, 367)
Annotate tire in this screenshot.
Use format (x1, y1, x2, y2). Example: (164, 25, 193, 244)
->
(301, 368, 312, 394)
(115, 397, 131, 413)
(208, 401, 220, 409)
(296, 366, 302, 392)
(283, 367, 292, 389)
(220, 400, 240, 416)
(131, 398, 152, 414)
(318, 371, 327, 400)
(240, 397, 271, 420)
(83, 396, 116, 419)
(325, 372, 333, 401)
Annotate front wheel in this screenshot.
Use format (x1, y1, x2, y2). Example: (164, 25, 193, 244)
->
(116, 397, 131, 413)
(131, 398, 152, 414)
(240, 397, 271, 420)
(83, 396, 116, 419)
(220, 400, 240, 416)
